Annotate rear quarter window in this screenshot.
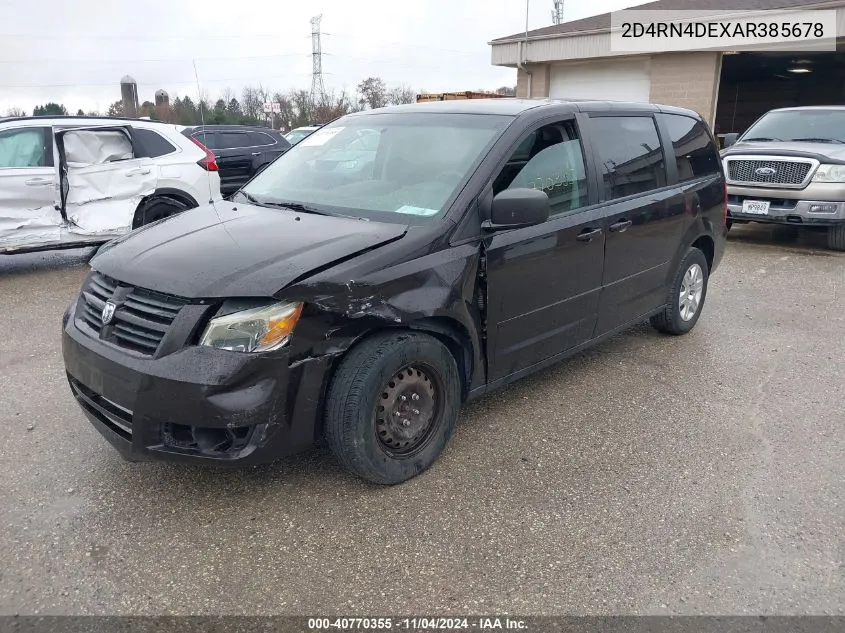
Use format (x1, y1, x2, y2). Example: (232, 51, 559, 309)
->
(247, 131, 277, 147)
(132, 128, 177, 158)
(659, 114, 720, 182)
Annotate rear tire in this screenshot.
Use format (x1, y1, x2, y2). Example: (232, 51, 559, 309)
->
(650, 248, 709, 336)
(132, 198, 187, 229)
(828, 224, 845, 251)
(324, 332, 461, 485)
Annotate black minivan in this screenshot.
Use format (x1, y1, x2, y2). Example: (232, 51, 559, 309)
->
(62, 99, 727, 484)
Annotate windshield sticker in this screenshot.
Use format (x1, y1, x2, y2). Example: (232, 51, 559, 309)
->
(300, 127, 345, 146)
(395, 205, 439, 216)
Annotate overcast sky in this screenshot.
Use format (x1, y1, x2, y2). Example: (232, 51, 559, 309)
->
(0, 0, 651, 114)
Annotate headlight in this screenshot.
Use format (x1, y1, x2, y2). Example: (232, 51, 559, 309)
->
(200, 301, 303, 353)
(812, 164, 845, 183)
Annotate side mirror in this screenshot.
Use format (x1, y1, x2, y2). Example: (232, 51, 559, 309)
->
(722, 133, 739, 148)
(488, 188, 550, 229)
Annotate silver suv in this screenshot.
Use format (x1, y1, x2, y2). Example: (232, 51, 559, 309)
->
(721, 106, 845, 251)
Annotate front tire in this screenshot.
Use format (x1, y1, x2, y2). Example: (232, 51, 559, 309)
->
(650, 247, 709, 335)
(324, 332, 461, 485)
(828, 224, 845, 251)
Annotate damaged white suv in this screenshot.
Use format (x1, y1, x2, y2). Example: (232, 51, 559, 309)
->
(0, 116, 222, 254)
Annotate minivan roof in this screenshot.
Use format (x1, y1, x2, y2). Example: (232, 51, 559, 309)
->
(346, 98, 700, 119)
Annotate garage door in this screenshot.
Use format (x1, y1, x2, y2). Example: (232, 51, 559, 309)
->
(549, 58, 651, 102)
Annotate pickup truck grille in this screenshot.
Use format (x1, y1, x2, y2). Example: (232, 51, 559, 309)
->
(726, 159, 812, 186)
(76, 271, 187, 356)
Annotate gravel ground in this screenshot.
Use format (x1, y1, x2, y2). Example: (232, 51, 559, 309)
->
(0, 224, 842, 615)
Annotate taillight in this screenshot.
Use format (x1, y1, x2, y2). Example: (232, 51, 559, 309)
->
(189, 137, 218, 171)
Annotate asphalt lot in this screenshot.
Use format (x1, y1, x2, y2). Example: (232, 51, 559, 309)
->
(0, 224, 843, 616)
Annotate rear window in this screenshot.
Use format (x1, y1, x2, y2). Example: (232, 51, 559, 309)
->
(589, 116, 667, 200)
(659, 114, 720, 182)
(132, 128, 177, 158)
(192, 131, 219, 149)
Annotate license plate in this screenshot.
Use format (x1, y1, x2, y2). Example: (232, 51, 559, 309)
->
(742, 199, 770, 215)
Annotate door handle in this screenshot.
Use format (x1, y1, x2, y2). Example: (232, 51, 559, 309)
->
(251, 152, 261, 156)
(125, 168, 151, 177)
(576, 228, 603, 242)
(609, 219, 633, 233)
(25, 177, 52, 186)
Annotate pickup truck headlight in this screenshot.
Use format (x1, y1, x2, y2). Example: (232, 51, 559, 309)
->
(812, 164, 845, 183)
(200, 301, 303, 353)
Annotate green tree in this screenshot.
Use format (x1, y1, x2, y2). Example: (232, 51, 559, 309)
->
(180, 96, 197, 125)
(33, 102, 68, 116)
(226, 97, 242, 120)
(76, 108, 85, 116)
(212, 99, 228, 124)
(106, 100, 124, 117)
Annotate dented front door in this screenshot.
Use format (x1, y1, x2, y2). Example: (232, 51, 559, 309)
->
(0, 125, 62, 251)
(56, 126, 157, 237)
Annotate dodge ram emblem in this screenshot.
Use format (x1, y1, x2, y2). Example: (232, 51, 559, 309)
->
(101, 301, 116, 325)
(755, 167, 777, 177)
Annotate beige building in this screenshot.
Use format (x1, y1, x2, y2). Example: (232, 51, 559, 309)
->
(489, 0, 845, 136)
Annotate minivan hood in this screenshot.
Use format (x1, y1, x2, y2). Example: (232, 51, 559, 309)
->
(91, 202, 407, 298)
(722, 141, 845, 163)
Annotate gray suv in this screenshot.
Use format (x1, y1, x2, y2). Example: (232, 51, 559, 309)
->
(721, 106, 845, 251)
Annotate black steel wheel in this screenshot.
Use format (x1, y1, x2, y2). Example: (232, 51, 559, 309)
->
(324, 332, 461, 485)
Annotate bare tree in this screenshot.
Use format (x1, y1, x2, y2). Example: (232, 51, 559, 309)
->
(313, 89, 355, 124)
(5, 107, 26, 117)
(386, 85, 416, 106)
(357, 77, 387, 110)
(241, 86, 265, 122)
(272, 91, 295, 130)
(290, 89, 314, 127)
(495, 86, 517, 96)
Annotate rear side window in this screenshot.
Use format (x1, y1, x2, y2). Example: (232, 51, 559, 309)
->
(247, 131, 276, 147)
(218, 132, 252, 149)
(132, 128, 177, 158)
(658, 114, 720, 182)
(589, 116, 666, 200)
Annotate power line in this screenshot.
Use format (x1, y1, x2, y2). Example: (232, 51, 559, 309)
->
(0, 53, 309, 65)
(0, 72, 314, 89)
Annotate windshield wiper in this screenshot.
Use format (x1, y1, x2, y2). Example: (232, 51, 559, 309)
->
(233, 191, 263, 205)
(260, 200, 333, 216)
(790, 137, 845, 144)
(743, 136, 782, 142)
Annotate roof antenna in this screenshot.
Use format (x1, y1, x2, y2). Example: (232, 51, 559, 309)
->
(193, 59, 214, 206)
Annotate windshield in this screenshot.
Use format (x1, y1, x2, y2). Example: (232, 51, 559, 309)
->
(241, 113, 511, 223)
(740, 110, 845, 144)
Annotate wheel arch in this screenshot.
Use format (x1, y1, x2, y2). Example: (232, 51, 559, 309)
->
(132, 188, 199, 229)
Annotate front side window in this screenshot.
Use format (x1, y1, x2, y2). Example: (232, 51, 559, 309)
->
(659, 114, 720, 182)
(589, 116, 666, 200)
(493, 120, 588, 214)
(241, 113, 510, 223)
(0, 127, 49, 168)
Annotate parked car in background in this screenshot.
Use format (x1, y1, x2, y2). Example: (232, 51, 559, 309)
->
(0, 116, 221, 254)
(721, 106, 845, 251)
(181, 125, 291, 197)
(284, 125, 321, 145)
(62, 99, 726, 484)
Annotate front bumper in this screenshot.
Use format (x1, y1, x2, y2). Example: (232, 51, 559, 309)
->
(61, 300, 328, 465)
(727, 187, 845, 227)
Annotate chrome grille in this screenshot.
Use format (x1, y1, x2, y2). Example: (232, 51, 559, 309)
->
(75, 271, 187, 356)
(726, 159, 812, 186)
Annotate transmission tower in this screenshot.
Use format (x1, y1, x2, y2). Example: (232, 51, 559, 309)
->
(310, 14, 326, 104)
(551, 0, 564, 24)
